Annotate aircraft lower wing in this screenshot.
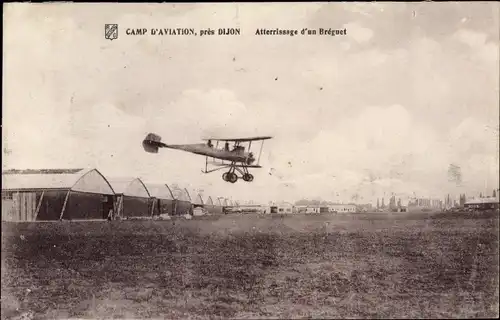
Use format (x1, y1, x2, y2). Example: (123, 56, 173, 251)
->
(208, 162, 262, 168)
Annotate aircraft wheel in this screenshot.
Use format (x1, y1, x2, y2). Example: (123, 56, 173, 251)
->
(229, 173, 238, 183)
(248, 174, 254, 182)
(242, 174, 250, 182)
(222, 172, 230, 181)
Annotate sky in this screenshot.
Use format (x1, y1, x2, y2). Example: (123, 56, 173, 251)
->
(3, 2, 499, 205)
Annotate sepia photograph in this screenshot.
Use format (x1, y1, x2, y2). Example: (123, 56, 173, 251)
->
(2, 2, 499, 319)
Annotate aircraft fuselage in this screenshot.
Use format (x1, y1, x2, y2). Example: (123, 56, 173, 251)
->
(165, 143, 254, 164)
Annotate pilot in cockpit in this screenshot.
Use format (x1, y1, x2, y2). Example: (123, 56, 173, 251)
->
(207, 140, 213, 148)
(232, 145, 245, 153)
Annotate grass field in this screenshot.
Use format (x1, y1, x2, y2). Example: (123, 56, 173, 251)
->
(2, 211, 499, 319)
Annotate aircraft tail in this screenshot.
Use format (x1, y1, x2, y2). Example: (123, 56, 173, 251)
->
(142, 133, 167, 153)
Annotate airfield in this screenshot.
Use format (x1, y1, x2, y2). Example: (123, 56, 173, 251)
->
(2, 210, 499, 319)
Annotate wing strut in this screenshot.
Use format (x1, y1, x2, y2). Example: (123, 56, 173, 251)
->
(257, 140, 265, 165)
(215, 141, 220, 165)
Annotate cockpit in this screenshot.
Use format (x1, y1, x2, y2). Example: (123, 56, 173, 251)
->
(232, 145, 245, 153)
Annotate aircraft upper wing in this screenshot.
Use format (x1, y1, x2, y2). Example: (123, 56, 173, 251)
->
(202, 136, 273, 142)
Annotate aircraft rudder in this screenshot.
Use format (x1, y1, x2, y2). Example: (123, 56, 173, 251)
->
(145, 132, 162, 142)
(143, 132, 163, 153)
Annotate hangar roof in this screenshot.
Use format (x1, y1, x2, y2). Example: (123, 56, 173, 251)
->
(145, 183, 174, 200)
(205, 196, 214, 206)
(187, 188, 204, 205)
(169, 184, 191, 202)
(108, 177, 150, 198)
(1, 168, 114, 195)
(192, 193, 204, 205)
(217, 197, 224, 206)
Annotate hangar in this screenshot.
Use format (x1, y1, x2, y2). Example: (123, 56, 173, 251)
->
(169, 184, 192, 216)
(108, 177, 151, 219)
(188, 189, 205, 216)
(145, 183, 175, 216)
(216, 197, 224, 207)
(190, 190, 205, 208)
(1, 168, 115, 221)
(204, 196, 223, 215)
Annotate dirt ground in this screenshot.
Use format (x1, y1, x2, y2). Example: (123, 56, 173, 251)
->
(2, 211, 499, 319)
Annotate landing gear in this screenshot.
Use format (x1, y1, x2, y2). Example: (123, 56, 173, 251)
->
(242, 173, 254, 182)
(222, 165, 253, 183)
(229, 173, 238, 183)
(222, 172, 238, 183)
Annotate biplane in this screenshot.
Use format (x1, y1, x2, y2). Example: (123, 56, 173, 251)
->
(142, 133, 272, 183)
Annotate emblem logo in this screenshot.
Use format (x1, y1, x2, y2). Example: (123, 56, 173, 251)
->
(105, 24, 118, 40)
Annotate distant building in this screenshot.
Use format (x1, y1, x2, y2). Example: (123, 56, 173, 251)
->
(263, 202, 296, 214)
(295, 205, 308, 214)
(236, 204, 267, 214)
(355, 203, 373, 212)
(275, 202, 295, 214)
(464, 197, 499, 211)
(408, 197, 443, 212)
(305, 206, 321, 214)
(299, 205, 328, 214)
(327, 204, 356, 213)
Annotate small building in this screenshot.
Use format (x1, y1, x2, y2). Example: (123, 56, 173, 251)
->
(327, 204, 357, 213)
(305, 206, 321, 214)
(307, 207, 321, 214)
(108, 177, 151, 219)
(145, 183, 175, 216)
(236, 204, 265, 214)
(280, 202, 296, 214)
(169, 185, 192, 216)
(269, 202, 295, 214)
(2, 168, 115, 221)
(464, 197, 499, 211)
(295, 205, 308, 214)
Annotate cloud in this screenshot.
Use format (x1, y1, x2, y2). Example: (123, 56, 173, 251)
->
(343, 22, 374, 43)
(452, 28, 499, 64)
(454, 29, 489, 47)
